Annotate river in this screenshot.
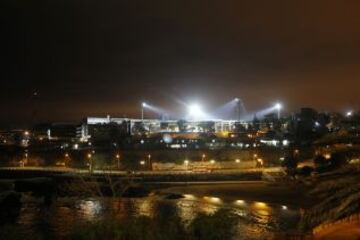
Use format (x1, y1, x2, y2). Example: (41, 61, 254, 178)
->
(2, 190, 303, 240)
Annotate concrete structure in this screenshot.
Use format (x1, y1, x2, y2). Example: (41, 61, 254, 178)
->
(78, 116, 248, 141)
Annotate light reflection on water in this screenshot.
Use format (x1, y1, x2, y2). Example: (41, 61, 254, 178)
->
(11, 195, 300, 239)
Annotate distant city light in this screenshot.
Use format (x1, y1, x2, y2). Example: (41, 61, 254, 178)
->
(282, 205, 288, 210)
(235, 159, 241, 163)
(346, 111, 353, 117)
(235, 200, 246, 205)
(203, 196, 222, 203)
(254, 202, 268, 209)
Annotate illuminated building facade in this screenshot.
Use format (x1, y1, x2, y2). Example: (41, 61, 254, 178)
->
(78, 116, 248, 141)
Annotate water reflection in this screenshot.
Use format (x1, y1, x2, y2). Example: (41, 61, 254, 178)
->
(134, 198, 154, 217)
(78, 199, 103, 220)
(8, 194, 301, 240)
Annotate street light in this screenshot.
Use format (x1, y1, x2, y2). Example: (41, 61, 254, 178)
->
(116, 153, 120, 169)
(147, 154, 152, 170)
(184, 160, 189, 171)
(202, 153, 206, 162)
(65, 153, 70, 167)
(87, 153, 93, 173)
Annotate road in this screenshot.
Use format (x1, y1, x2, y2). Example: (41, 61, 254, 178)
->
(0, 166, 283, 176)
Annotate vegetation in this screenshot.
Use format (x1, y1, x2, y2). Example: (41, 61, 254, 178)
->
(0, 209, 239, 240)
(300, 164, 360, 230)
(69, 209, 238, 240)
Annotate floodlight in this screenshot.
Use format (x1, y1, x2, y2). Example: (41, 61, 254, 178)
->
(188, 104, 206, 120)
(275, 103, 282, 110)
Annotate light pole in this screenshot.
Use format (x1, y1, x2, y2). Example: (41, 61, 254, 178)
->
(141, 102, 146, 121)
(116, 153, 120, 169)
(275, 103, 282, 120)
(147, 154, 152, 170)
(65, 153, 70, 167)
(184, 160, 189, 171)
(87, 153, 93, 173)
(235, 98, 241, 121)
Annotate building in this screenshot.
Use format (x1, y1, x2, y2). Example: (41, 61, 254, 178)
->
(78, 116, 249, 142)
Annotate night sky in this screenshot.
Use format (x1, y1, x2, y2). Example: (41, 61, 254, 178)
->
(1, 0, 360, 127)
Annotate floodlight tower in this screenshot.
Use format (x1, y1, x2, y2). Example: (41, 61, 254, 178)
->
(188, 104, 204, 120)
(235, 98, 241, 121)
(275, 103, 282, 120)
(141, 102, 147, 121)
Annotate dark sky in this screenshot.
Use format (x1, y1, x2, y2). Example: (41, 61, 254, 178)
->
(1, 0, 360, 126)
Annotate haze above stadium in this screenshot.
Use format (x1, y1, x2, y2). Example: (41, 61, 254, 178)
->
(1, 0, 360, 127)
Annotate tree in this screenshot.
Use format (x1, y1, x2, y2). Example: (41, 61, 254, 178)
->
(300, 165, 360, 230)
(314, 155, 328, 171)
(282, 152, 298, 178)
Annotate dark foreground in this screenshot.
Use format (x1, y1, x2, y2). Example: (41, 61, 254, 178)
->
(0, 177, 314, 240)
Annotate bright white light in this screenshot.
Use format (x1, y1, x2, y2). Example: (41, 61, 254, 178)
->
(282, 140, 289, 146)
(188, 104, 206, 120)
(282, 205, 288, 210)
(346, 111, 353, 117)
(189, 104, 201, 115)
(142, 102, 147, 107)
(234, 98, 240, 102)
(275, 103, 282, 110)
